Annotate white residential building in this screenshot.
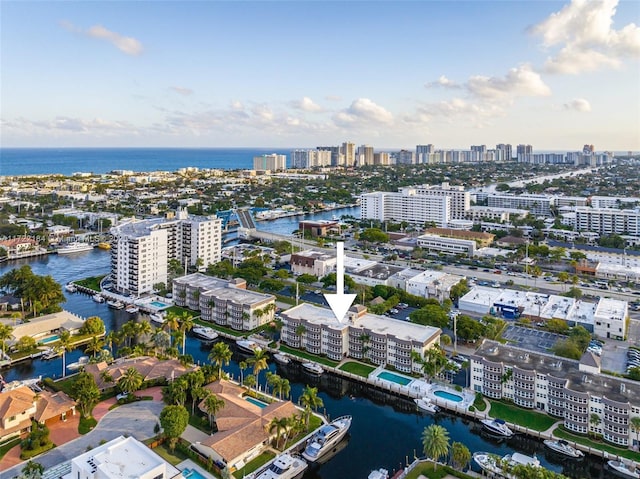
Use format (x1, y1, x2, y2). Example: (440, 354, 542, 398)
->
(411, 183, 470, 220)
(487, 194, 554, 217)
(416, 234, 476, 257)
(405, 270, 463, 302)
(290, 149, 332, 169)
(470, 341, 640, 447)
(575, 206, 640, 236)
(110, 209, 222, 296)
(360, 190, 450, 226)
(173, 273, 276, 331)
(67, 435, 181, 479)
(593, 297, 628, 340)
(590, 196, 640, 209)
(280, 303, 440, 373)
(290, 250, 337, 277)
(253, 154, 287, 171)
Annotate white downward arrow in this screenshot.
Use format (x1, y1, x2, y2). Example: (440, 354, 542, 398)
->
(324, 242, 356, 323)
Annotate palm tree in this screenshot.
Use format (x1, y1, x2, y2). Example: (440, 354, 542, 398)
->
(422, 424, 450, 470)
(85, 335, 104, 358)
(299, 385, 323, 429)
(589, 413, 601, 438)
(178, 312, 194, 354)
(163, 312, 180, 346)
(248, 348, 269, 389)
(203, 393, 225, 432)
(239, 360, 247, 385)
(630, 417, 640, 448)
(209, 341, 232, 379)
(117, 366, 144, 396)
(267, 416, 290, 450)
(450, 442, 471, 471)
(0, 324, 13, 358)
(58, 330, 72, 378)
(135, 320, 152, 347)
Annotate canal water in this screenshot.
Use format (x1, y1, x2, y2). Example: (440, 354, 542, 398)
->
(0, 208, 609, 478)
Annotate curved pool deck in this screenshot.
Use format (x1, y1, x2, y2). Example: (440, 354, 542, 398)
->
(426, 385, 474, 410)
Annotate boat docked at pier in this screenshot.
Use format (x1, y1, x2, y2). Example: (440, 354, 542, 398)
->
(192, 326, 219, 341)
(302, 362, 324, 376)
(368, 468, 389, 479)
(107, 300, 125, 310)
(608, 460, 640, 479)
(473, 451, 540, 479)
(149, 313, 165, 325)
(253, 453, 307, 479)
(273, 353, 291, 365)
(480, 418, 514, 437)
(57, 242, 94, 254)
(543, 439, 584, 458)
(414, 397, 439, 414)
(41, 348, 60, 360)
(302, 415, 352, 463)
(236, 339, 262, 355)
(125, 305, 139, 314)
(66, 356, 89, 371)
(65, 283, 77, 293)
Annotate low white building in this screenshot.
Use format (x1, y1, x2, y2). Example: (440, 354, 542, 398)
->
(290, 250, 336, 277)
(595, 262, 640, 282)
(280, 303, 440, 373)
(416, 234, 476, 257)
(405, 270, 464, 302)
(66, 435, 181, 479)
(593, 297, 628, 340)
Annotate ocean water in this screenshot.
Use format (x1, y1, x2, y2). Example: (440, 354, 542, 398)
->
(0, 148, 294, 176)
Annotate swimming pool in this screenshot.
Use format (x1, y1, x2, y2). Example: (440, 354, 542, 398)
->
(182, 468, 208, 479)
(150, 301, 170, 308)
(376, 371, 412, 386)
(433, 389, 463, 403)
(244, 396, 269, 408)
(40, 335, 60, 344)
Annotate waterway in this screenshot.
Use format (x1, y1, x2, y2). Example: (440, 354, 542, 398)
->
(0, 207, 610, 478)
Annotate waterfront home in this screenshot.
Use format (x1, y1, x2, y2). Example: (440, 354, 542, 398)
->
(196, 380, 300, 472)
(280, 303, 441, 373)
(173, 273, 276, 331)
(470, 340, 640, 448)
(0, 386, 76, 442)
(84, 356, 197, 392)
(0, 237, 46, 259)
(8, 310, 86, 345)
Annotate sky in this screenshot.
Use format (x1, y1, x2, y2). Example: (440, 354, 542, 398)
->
(1, 0, 639, 150)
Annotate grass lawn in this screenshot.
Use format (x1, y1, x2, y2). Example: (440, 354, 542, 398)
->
(75, 275, 106, 292)
(233, 451, 275, 478)
(473, 395, 487, 412)
(278, 345, 339, 367)
(338, 361, 376, 377)
(403, 461, 473, 479)
(79, 417, 97, 434)
(488, 400, 557, 431)
(152, 443, 189, 466)
(553, 427, 640, 462)
(0, 438, 21, 460)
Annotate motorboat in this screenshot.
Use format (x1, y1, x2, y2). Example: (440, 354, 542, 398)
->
(150, 313, 165, 325)
(414, 397, 439, 414)
(65, 283, 77, 293)
(57, 242, 94, 254)
(236, 339, 262, 354)
(273, 353, 291, 365)
(97, 242, 111, 250)
(41, 348, 60, 360)
(125, 305, 139, 314)
(107, 300, 125, 310)
(302, 415, 352, 462)
(473, 451, 540, 479)
(66, 356, 89, 371)
(302, 362, 324, 376)
(543, 439, 584, 458)
(253, 453, 307, 479)
(368, 469, 389, 479)
(192, 326, 219, 341)
(92, 294, 105, 303)
(480, 418, 514, 437)
(608, 460, 640, 479)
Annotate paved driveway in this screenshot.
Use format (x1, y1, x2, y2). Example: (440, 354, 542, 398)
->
(0, 400, 164, 479)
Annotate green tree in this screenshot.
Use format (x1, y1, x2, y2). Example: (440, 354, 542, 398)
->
(206, 259, 235, 279)
(159, 405, 189, 450)
(202, 393, 225, 432)
(410, 304, 449, 328)
(58, 330, 73, 378)
(209, 341, 233, 379)
(455, 315, 486, 341)
(589, 413, 601, 438)
(118, 367, 144, 395)
(422, 424, 450, 470)
(177, 312, 194, 354)
(299, 385, 323, 428)
(297, 273, 317, 284)
(248, 348, 269, 388)
(0, 323, 13, 357)
(80, 316, 105, 335)
(85, 335, 104, 358)
(19, 460, 44, 479)
(630, 416, 640, 447)
(72, 372, 101, 418)
(451, 442, 471, 471)
(359, 228, 389, 244)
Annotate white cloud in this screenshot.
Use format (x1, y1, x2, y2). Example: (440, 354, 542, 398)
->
(531, 0, 640, 74)
(333, 98, 393, 126)
(466, 65, 551, 99)
(61, 21, 143, 56)
(171, 86, 193, 96)
(563, 98, 592, 112)
(292, 97, 324, 112)
(2, 116, 139, 136)
(425, 75, 461, 89)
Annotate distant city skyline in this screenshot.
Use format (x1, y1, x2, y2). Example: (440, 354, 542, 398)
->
(1, 1, 639, 149)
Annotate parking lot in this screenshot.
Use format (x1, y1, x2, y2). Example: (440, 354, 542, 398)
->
(502, 325, 564, 354)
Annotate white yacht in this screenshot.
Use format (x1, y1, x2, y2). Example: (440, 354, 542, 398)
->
(92, 294, 105, 303)
(57, 242, 94, 254)
(254, 453, 307, 479)
(302, 362, 324, 376)
(65, 283, 77, 293)
(368, 468, 389, 479)
(302, 415, 352, 462)
(414, 397, 439, 414)
(473, 451, 540, 479)
(543, 439, 584, 458)
(66, 356, 89, 371)
(150, 313, 165, 325)
(192, 326, 219, 341)
(608, 460, 640, 479)
(236, 339, 262, 354)
(273, 353, 291, 365)
(107, 300, 125, 310)
(125, 305, 139, 314)
(41, 348, 60, 360)
(480, 418, 514, 437)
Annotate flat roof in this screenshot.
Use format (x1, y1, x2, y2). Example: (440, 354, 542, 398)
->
(595, 297, 628, 320)
(173, 273, 229, 290)
(203, 287, 274, 305)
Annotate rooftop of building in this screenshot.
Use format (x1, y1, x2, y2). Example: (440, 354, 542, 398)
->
(473, 340, 640, 404)
(292, 250, 335, 261)
(203, 286, 274, 305)
(425, 227, 494, 240)
(173, 272, 230, 290)
(349, 262, 405, 281)
(594, 297, 628, 320)
(343, 256, 378, 273)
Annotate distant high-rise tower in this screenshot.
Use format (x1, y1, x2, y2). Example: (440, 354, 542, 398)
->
(583, 144, 595, 154)
(496, 144, 513, 162)
(341, 142, 356, 167)
(516, 144, 533, 163)
(416, 144, 434, 164)
(357, 145, 375, 166)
